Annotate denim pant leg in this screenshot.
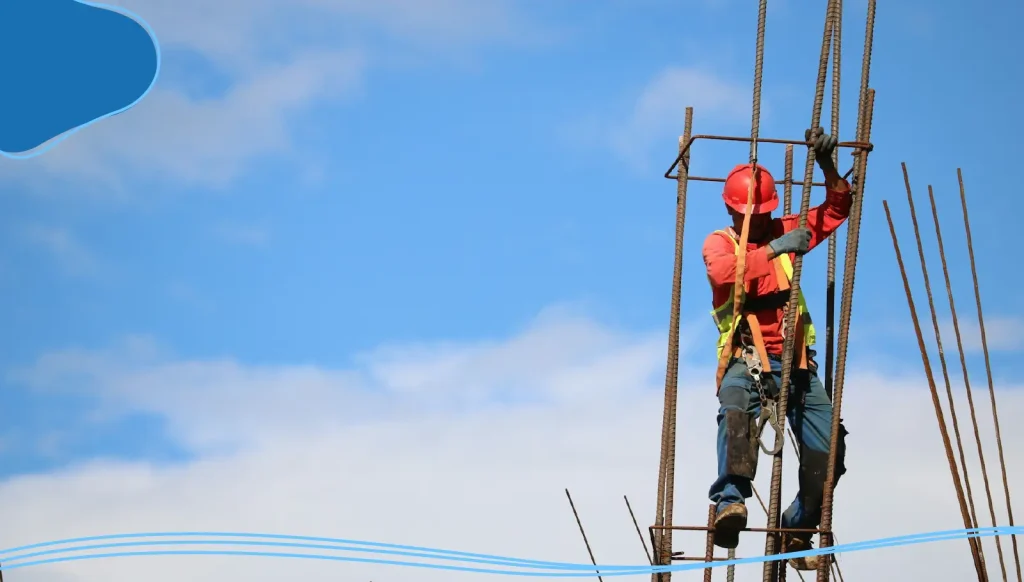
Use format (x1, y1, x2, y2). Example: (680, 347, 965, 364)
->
(780, 363, 849, 536)
(708, 358, 762, 512)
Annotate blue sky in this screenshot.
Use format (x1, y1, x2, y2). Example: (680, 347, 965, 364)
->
(0, 2, 1022, 577)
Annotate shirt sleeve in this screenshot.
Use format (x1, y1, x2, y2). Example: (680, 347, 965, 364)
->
(776, 178, 853, 252)
(703, 231, 774, 287)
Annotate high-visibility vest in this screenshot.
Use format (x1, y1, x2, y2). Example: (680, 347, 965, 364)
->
(709, 229, 816, 360)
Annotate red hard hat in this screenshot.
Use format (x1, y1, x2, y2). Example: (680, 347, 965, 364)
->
(722, 163, 778, 214)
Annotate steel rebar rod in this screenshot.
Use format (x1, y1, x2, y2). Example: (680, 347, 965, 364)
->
(815, 0, 876, 575)
(625, 496, 654, 565)
(566, 489, 603, 582)
(784, 145, 794, 215)
(932, 181, 1007, 582)
(959, 168, 1023, 582)
(883, 200, 986, 581)
(652, 109, 693, 582)
(765, 3, 836, 580)
(903, 169, 988, 580)
(824, 0, 843, 404)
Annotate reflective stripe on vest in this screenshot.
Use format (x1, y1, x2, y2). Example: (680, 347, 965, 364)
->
(709, 229, 816, 360)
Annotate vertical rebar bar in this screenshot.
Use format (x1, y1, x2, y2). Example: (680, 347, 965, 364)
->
(816, 0, 876, 574)
(704, 504, 716, 582)
(959, 168, 1023, 582)
(784, 145, 794, 215)
(902, 171, 987, 580)
(765, 2, 836, 580)
(824, 0, 842, 404)
(652, 109, 693, 582)
(883, 200, 986, 581)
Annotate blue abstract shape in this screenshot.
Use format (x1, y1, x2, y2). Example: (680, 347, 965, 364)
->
(0, 0, 160, 158)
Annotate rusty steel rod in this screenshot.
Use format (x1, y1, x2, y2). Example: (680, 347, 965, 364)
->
(817, 87, 873, 581)
(651, 109, 693, 582)
(784, 145, 795, 215)
(713, 0, 769, 507)
(816, 0, 876, 573)
(959, 168, 1023, 582)
(687, 175, 834, 188)
(625, 495, 654, 565)
(882, 200, 986, 581)
(824, 0, 843, 405)
(665, 136, 871, 180)
(704, 505, 716, 582)
(765, 2, 836, 580)
(937, 182, 1007, 581)
(566, 489, 603, 582)
(902, 168, 988, 579)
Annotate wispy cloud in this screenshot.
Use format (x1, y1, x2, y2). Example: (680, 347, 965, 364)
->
(940, 315, 1024, 353)
(21, 225, 105, 278)
(3, 311, 1020, 581)
(0, 0, 549, 195)
(565, 66, 752, 172)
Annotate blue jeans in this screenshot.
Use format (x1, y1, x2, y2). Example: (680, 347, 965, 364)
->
(708, 351, 848, 539)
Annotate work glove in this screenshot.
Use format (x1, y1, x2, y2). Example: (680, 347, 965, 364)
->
(769, 227, 812, 256)
(805, 127, 838, 172)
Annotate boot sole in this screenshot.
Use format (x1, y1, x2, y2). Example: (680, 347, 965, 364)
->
(712, 512, 747, 550)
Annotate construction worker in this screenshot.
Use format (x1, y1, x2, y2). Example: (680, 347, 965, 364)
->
(702, 128, 851, 571)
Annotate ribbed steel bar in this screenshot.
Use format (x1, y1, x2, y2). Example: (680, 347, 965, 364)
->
(930, 183, 1001, 580)
(959, 168, 1023, 582)
(764, 2, 835, 580)
(566, 489, 603, 582)
(815, 0, 876, 575)
(883, 199, 985, 581)
(625, 496, 653, 565)
(903, 169, 987, 580)
(651, 109, 693, 582)
(824, 0, 842, 404)
(784, 145, 794, 215)
(703, 505, 716, 582)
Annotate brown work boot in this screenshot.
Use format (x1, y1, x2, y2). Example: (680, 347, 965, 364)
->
(784, 537, 820, 571)
(712, 503, 748, 549)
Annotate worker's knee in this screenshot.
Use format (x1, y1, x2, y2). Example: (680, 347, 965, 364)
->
(798, 447, 829, 511)
(718, 384, 750, 411)
(797, 421, 850, 509)
(723, 409, 758, 480)
(835, 421, 849, 479)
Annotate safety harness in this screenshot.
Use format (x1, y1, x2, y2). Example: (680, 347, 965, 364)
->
(709, 228, 817, 455)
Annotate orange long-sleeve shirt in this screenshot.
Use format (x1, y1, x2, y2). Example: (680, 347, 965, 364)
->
(703, 181, 853, 355)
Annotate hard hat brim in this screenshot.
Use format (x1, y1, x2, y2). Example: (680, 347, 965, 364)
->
(725, 196, 778, 215)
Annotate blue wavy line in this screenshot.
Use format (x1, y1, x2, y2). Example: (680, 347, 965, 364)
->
(1, 0, 161, 159)
(0, 531, 572, 568)
(0, 527, 1018, 576)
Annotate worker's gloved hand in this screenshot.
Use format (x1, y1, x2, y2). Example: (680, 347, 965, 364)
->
(769, 227, 812, 256)
(805, 127, 838, 172)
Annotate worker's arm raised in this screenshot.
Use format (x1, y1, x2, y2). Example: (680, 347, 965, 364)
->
(776, 128, 853, 251)
(702, 232, 776, 287)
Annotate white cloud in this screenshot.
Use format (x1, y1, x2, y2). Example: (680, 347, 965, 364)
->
(0, 50, 366, 193)
(3, 312, 1023, 581)
(597, 66, 752, 171)
(939, 315, 1024, 354)
(20, 225, 105, 278)
(0, 0, 544, 194)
